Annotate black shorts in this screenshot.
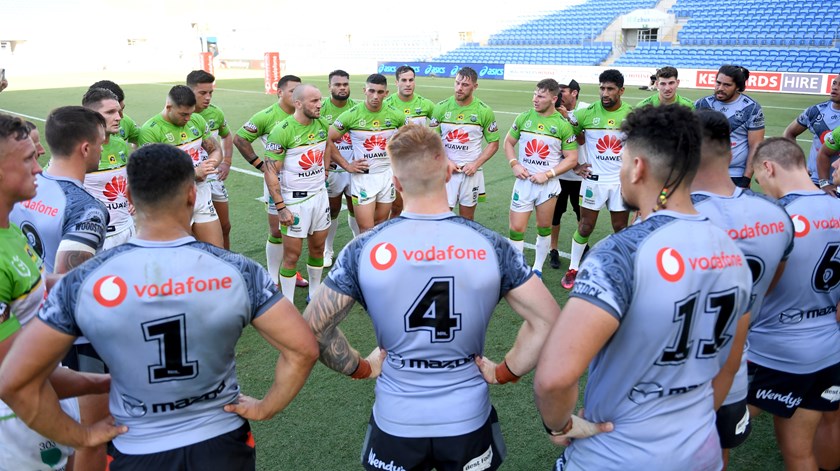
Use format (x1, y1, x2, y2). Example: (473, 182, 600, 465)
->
(715, 398, 752, 449)
(62, 343, 108, 374)
(552, 180, 582, 226)
(747, 361, 840, 418)
(360, 407, 506, 471)
(106, 422, 255, 471)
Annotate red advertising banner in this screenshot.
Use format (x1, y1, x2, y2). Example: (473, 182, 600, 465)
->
(264, 52, 281, 95)
(199, 52, 214, 75)
(827, 74, 838, 93)
(695, 70, 781, 92)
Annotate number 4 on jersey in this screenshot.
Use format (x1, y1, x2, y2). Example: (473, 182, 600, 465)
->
(404, 277, 462, 343)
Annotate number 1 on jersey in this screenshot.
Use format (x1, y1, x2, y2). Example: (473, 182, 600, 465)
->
(142, 314, 199, 383)
(404, 277, 462, 343)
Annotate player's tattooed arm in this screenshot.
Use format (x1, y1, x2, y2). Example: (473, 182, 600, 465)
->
(54, 250, 94, 275)
(303, 286, 362, 375)
(233, 135, 265, 171)
(202, 135, 222, 167)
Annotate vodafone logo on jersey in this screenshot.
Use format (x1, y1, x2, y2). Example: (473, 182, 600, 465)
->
(445, 129, 469, 144)
(300, 149, 324, 170)
(524, 140, 550, 159)
(656, 247, 685, 282)
(103, 176, 127, 202)
(370, 242, 398, 270)
(363, 135, 387, 151)
(791, 214, 810, 238)
(93, 275, 128, 307)
(596, 135, 622, 154)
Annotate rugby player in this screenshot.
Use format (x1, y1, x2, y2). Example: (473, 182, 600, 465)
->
(304, 123, 559, 471)
(138, 85, 224, 248)
(384, 65, 436, 218)
(549, 80, 589, 270)
(784, 74, 840, 188)
(637, 67, 695, 109)
(695, 65, 765, 189)
(23, 121, 46, 158)
(535, 104, 752, 470)
(561, 69, 633, 289)
(234, 75, 308, 287)
(328, 73, 406, 233)
(505, 79, 578, 276)
(430, 67, 500, 221)
(747, 137, 840, 471)
(692, 110, 794, 468)
(815, 124, 840, 196)
(0, 143, 319, 470)
(188, 70, 235, 249)
(88, 80, 140, 148)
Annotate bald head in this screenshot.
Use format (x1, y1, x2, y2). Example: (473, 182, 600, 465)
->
(387, 124, 448, 197)
(753, 137, 805, 171)
(293, 84, 323, 120)
(293, 84, 319, 102)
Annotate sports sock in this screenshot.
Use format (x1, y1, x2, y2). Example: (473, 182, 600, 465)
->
(307, 256, 324, 299)
(569, 230, 590, 271)
(325, 217, 339, 256)
(279, 267, 297, 304)
(509, 229, 525, 253)
(348, 214, 360, 238)
(533, 228, 551, 272)
(266, 236, 284, 284)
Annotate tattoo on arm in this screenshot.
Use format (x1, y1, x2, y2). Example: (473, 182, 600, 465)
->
(263, 159, 283, 202)
(55, 250, 94, 274)
(303, 287, 359, 374)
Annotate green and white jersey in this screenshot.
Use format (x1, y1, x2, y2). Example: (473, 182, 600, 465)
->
(322, 98, 358, 171)
(198, 104, 229, 183)
(384, 94, 436, 126)
(572, 101, 633, 185)
(265, 116, 330, 193)
(333, 104, 407, 174)
(509, 109, 577, 175)
(561, 100, 590, 182)
(119, 114, 140, 145)
(637, 93, 696, 109)
(236, 103, 290, 146)
(430, 97, 500, 166)
(823, 125, 840, 153)
(138, 114, 210, 168)
(0, 223, 45, 337)
(84, 135, 133, 234)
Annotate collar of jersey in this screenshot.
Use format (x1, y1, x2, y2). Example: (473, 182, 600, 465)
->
(128, 236, 197, 247)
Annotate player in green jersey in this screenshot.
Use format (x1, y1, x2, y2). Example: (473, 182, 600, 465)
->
(88, 80, 140, 148)
(817, 125, 840, 195)
(322, 70, 360, 265)
(505, 79, 579, 276)
(637, 67, 696, 109)
(138, 85, 224, 248)
(234, 75, 308, 288)
(430, 67, 500, 221)
(188, 70, 235, 250)
(384, 65, 436, 218)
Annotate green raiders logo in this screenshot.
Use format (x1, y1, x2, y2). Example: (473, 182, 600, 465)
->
(550, 126, 558, 134)
(319, 130, 326, 139)
(208, 119, 216, 128)
(470, 114, 478, 122)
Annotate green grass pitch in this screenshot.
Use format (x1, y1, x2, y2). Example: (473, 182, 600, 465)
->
(0, 75, 817, 470)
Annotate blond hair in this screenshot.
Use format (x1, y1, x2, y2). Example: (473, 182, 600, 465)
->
(387, 124, 447, 196)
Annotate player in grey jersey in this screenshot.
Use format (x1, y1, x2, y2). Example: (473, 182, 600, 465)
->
(747, 138, 840, 471)
(535, 105, 752, 471)
(691, 110, 794, 468)
(0, 144, 318, 471)
(304, 124, 561, 471)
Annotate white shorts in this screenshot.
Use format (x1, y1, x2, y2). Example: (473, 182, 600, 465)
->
(209, 179, 229, 203)
(192, 182, 219, 224)
(280, 189, 331, 239)
(446, 169, 486, 208)
(0, 397, 79, 470)
(104, 222, 136, 250)
(510, 178, 561, 213)
(580, 180, 627, 212)
(327, 171, 351, 198)
(352, 170, 396, 206)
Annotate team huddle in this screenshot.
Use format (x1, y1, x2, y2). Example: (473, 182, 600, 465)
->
(0, 63, 837, 471)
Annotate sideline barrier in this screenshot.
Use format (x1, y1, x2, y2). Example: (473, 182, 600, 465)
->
(377, 62, 506, 80)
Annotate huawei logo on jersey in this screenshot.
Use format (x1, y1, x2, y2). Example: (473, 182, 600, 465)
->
(656, 247, 685, 282)
(93, 275, 128, 307)
(445, 129, 469, 144)
(363, 135, 387, 151)
(339, 133, 352, 144)
(103, 176, 127, 201)
(370, 242, 398, 270)
(299, 149, 324, 170)
(524, 140, 550, 159)
(791, 214, 810, 238)
(595, 135, 622, 154)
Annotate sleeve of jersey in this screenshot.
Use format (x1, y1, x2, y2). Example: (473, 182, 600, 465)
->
(748, 104, 766, 131)
(332, 109, 352, 136)
(236, 112, 263, 142)
(796, 107, 814, 128)
(0, 272, 21, 342)
(38, 274, 82, 337)
(62, 202, 108, 251)
(429, 104, 442, 133)
(264, 129, 286, 161)
(560, 123, 578, 151)
(571, 108, 586, 135)
(482, 108, 500, 143)
(568, 237, 634, 321)
(323, 238, 365, 308)
(494, 236, 534, 296)
(508, 113, 523, 140)
(240, 258, 283, 320)
(137, 125, 158, 147)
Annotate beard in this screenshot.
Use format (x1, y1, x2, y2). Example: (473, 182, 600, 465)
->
(331, 91, 349, 101)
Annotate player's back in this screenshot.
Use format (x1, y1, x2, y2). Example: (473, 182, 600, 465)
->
(750, 190, 840, 373)
(38, 237, 278, 454)
(327, 212, 531, 438)
(566, 211, 751, 470)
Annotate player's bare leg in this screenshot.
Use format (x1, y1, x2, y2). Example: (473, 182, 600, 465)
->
(345, 194, 360, 237)
(610, 210, 629, 233)
(390, 192, 404, 218)
(213, 200, 231, 249)
(815, 409, 840, 470)
(374, 202, 392, 227)
(353, 200, 376, 233)
(267, 213, 307, 287)
(774, 408, 823, 471)
(459, 204, 477, 220)
(192, 220, 223, 248)
(508, 209, 532, 253)
(563, 206, 599, 289)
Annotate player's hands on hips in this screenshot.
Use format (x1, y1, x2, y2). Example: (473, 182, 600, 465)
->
(83, 415, 128, 447)
(461, 161, 479, 177)
(548, 410, 614, 447)
(474, 355, 499, 384)
(349, 160, 369, 174)
(224, 394, 274, 420)
(195, 160, 217, 182)
(366, 347, 386, 379)
(278, 208, 294, 226)
(574, 163, 591, 178)
(217, 161, 231, 180)
(512, 163, 530, 180)
(447, 160, 460, 175)
(530, 172, 549, 184)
